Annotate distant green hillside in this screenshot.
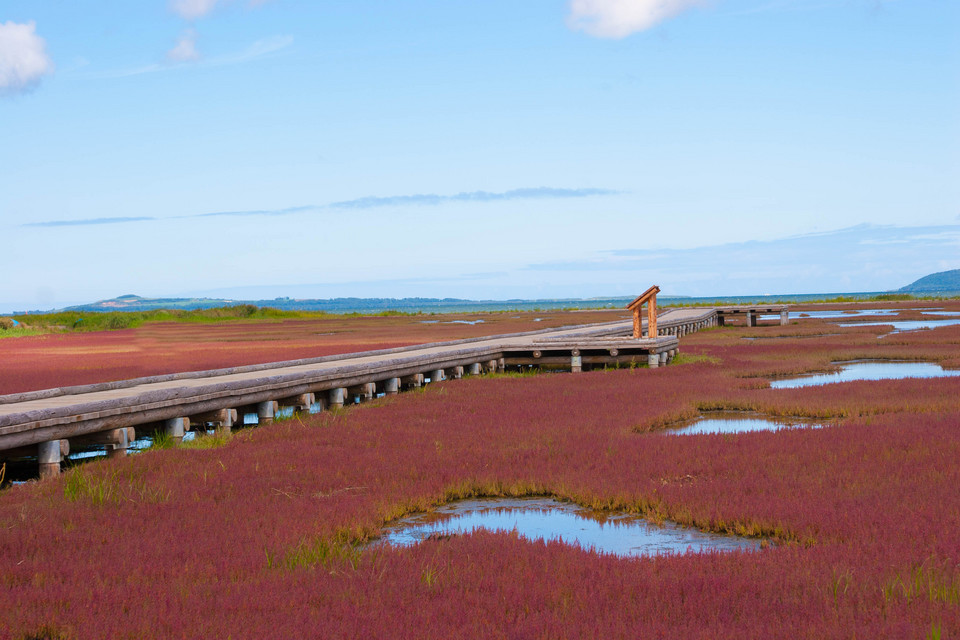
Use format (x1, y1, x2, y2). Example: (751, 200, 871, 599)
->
(899, 269, 960, 293)
(60, 295, 482, 314)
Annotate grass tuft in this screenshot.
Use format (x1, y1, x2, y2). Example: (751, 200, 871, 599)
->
(181, 430, 234, 450)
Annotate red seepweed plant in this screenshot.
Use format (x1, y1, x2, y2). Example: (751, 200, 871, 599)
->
(0, 304, 959, 638)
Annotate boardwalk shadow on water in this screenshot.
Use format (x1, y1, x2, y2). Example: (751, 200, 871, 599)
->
(375, 498, 763, 557)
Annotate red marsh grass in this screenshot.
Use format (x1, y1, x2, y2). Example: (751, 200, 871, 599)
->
(0, 309, 625, 395)
(1, 305, 959, 637)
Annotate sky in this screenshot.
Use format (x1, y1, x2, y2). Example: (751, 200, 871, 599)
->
(1, 0, 958, 312)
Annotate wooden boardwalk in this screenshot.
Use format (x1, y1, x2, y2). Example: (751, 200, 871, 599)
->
(0, 306, 769, 477)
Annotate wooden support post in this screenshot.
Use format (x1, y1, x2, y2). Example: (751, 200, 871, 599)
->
(383, 377, 400, 394)
(38, 440, 63, 479)
(346, 384, 368, 402)
(401, 374, 423, 389)
(649, 295, 657, 337)
(258, 400, 279, 424)
(780, 309, 789, 326)
(328, 387, 346, 407)
(164, 417, 188, 444)
(216, 409, 237, 433)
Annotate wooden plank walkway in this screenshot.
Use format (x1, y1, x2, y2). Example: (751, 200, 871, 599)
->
(0, 306, 742, 476)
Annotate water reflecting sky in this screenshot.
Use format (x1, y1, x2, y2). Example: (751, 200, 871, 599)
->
(771, 361, 960, 389)
(378, 498, 760, 557)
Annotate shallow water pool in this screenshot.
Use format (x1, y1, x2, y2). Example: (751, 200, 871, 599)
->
(770, 361, 960, 389)
(664, 412, 826, 435)
(377, 498, 761, 557)
(839, 318, 960, 332)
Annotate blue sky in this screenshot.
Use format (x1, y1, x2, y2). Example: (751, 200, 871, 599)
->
(1, 0, 958, 311)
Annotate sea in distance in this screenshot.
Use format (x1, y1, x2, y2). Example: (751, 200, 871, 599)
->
(277, 290, 960, 315)
(20, 289, 960, 317)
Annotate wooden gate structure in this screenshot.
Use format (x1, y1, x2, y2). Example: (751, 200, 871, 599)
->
(627, 285, 660, 338)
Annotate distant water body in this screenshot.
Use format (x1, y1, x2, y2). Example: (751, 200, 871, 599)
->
(21, 290, 960, 317)
(354, 291, 960, 315)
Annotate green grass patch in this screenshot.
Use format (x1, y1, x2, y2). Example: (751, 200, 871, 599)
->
(0, 326, 47, 339)
(180, 430, 234, 450)
(268, 531, 361, 571)
(63, 467, 170, 505)
(147, 429, 176, 450)
(672, 353, 721, 365)
(882, 560, 960, 605)
(2, 305, 342, 335)
(483, 369, 541, 379)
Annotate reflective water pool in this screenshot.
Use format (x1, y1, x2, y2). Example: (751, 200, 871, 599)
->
(377, 498, 761, 557)
(794, 309, 902, 319)
(665, 412, 826, 435)
(770, 361, 960, 389)
(840, 318, 960, 332)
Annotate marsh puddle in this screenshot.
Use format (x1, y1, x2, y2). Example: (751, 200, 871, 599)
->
(378, 498, 760, 557)
(664, 412, 826, 435)
(795, 309, 902, 319)
(839, 318, 960, 332)
(770, 361, 960, 389)
(742, 333, 842, 341)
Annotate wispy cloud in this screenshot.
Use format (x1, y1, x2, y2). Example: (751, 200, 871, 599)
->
(0, 20, 54, 97)
(21, 187, 619, 228)
(524, 224, 960, 294)
(170, 0, 220, 20)
(729, 0, 898, 17)
(204, 35, 292, 67)
(97, 34, 293, 78)
(22, 217, 156, 228)
(191, 204, 318, 219)
(170, 0, 274, 20)
(327, 187, 619, 210)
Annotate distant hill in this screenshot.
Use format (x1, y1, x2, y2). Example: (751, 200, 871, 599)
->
(61, 295, 482, 314)
(899, 269, 960, 293)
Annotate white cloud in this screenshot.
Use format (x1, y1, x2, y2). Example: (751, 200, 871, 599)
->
(170, 0, 220, 20)
(170, 0, 272, 20)
(0, 21, 54, 95)
(168, 29, 200, 62)
(567, 0, 706, 38)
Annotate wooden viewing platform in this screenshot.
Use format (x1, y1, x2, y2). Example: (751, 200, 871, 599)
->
(0, 304, 774, 478)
